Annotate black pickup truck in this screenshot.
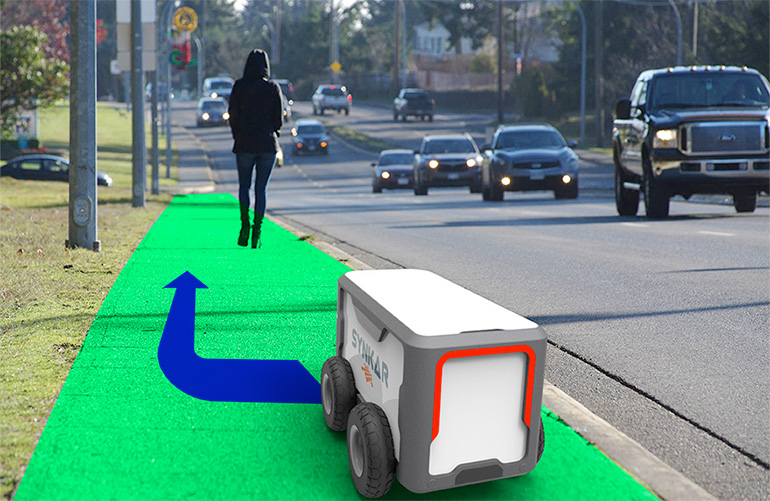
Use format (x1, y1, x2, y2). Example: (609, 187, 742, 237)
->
(613, 66, 770, 217)
(393, 88, 435, 122)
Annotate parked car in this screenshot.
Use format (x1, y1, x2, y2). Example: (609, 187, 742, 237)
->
(1, 154, 113, 186)
(202, 76, 234, 101)
(613, 65, 770, 217)
(413, 134, 482, 195)
(481, 123, 579, 201)
(273, 79, 295, 104)
(196, 97, 229, 127)
(291, 118, 328, 155)
(311, 85, 352, 115)
(372, 149, 415, 193)
(393, 88, 435, 122)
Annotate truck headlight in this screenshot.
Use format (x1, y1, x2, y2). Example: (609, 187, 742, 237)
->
(381, 171, 390, 179)
(653, 129, 677, 148)
(223, 112, 230, 120)
(466, 158, 477, 168)
(202, 112, 210, 120)
(428, 159, 439, 169)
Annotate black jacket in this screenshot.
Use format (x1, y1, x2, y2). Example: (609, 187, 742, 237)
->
(228, 50, 283, 154)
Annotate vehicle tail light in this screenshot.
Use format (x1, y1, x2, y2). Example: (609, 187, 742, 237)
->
(320, 141, 328, 148)
(347, 95, 353, 103)
(297, 142, 303, 149)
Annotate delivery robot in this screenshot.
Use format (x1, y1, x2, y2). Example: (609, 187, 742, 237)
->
(321, 269, 547, 498)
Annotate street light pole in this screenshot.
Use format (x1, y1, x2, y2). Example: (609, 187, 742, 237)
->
(667, 0, 682, 65)
(131, 0, 146, 207)
(572, 0, 587, 146)
(68, 0, 100, 251)
(497, 0, 504, 125)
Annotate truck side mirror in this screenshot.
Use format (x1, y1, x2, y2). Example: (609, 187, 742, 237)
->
(413, 149, 420, 155)
(615, 98, 631, 120)
(481, 143, 492, 152)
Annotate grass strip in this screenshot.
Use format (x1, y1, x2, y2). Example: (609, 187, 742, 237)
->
(15, 193, 656, 500)
(0, 102, 175, 500)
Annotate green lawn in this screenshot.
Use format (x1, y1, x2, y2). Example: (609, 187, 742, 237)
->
(0, 101, 176, 500)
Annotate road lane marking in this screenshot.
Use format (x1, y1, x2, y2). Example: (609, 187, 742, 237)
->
(698, 231, 735, 237)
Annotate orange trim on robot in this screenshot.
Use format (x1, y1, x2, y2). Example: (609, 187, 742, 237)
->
(431, 345, 536, 442)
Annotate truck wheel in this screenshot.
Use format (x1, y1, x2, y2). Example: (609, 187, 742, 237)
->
(347, 402, 396, 498)
(428, 115, 434, 122)
(321, 357, 357, 432)
(537, 424, 545, 463)
(643, 161, 670, 218)
(373, 183, 382, 193)
(733, 192, 757, 213)
(615, 164, 639, 216)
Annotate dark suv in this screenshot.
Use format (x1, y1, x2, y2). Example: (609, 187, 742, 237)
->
(413, 134, 482, 195)
(613, 66, 770, 217)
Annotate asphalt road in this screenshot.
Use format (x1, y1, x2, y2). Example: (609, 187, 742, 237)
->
(176, 100, 769, 500)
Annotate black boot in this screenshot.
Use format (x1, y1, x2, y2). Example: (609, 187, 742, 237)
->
(251, 215, 263, 249)
(238, 222, 249, 246)
(238, 205, 250, 246)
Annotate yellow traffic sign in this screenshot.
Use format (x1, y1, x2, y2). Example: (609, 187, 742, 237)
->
(331, 61, 342, 73)
(173, 7, 198, 32)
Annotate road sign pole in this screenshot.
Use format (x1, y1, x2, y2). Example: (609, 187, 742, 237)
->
(68, 0, 100, 252)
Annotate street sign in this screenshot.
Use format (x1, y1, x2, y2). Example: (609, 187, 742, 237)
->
(331, 61, 342, 72)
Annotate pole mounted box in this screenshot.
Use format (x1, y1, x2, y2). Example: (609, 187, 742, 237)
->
(322, 269, 547, 497)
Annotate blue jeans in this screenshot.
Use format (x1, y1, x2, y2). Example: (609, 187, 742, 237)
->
(236, 152, 276, 222)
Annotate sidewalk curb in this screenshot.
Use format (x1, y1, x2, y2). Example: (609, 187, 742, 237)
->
(268, 212, 717, 501)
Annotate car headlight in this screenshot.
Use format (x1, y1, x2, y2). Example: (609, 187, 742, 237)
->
(320, 141, 328, 148)
(428, 159, 439, 169)
(466, 158, 477, 168)
(211, 92, 218, 99)
(653, 129, 677, 148)
(202, 112, 210, 120)
(223, 112, 230, 120)
(381, 171, 390, 179)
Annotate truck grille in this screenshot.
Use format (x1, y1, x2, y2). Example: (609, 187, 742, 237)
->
(685, 122, 766, 155)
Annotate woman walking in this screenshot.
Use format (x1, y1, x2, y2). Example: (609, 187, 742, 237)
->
(228, 49, 283, 247)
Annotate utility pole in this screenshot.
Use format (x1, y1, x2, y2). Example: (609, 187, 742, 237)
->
(394, 1, 400, 95)
(131, 0, 146, 207)
(68, 0, 100, 251)
(276, 0, 282, 64)
(497, 0, 504, 125)
(594, 0, 604, 148)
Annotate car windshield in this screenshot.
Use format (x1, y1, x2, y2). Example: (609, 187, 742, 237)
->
(322, 88, 345, 96)
(379, 153, 414, 165)
(297, 125, 324, 135)
(201, 101, 226, 111)
(404, 91, 428, 99)
(495, 130, 565, 150)
(424, 139, 475, 154)
(210, 81, 232, 90)
(649, 73, 770, 111)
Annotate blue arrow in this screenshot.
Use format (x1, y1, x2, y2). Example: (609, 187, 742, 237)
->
(158, 271, 321, 404)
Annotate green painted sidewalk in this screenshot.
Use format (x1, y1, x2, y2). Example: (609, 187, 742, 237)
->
(15, 193, 657, 500)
